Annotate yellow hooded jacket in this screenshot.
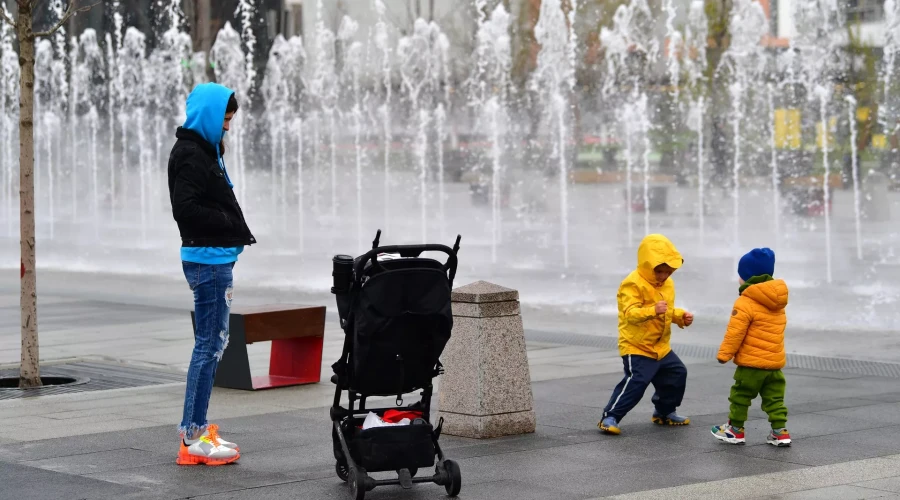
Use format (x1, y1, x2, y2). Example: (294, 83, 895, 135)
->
(617, 234, 686, 360)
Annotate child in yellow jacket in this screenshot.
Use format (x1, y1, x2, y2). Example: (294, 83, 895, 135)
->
(599, 234, 694, 435)
(711, 248, 791, 447)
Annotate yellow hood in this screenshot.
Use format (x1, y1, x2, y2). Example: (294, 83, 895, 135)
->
(636, 234, 683, 286)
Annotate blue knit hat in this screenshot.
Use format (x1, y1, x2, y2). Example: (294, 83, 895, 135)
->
(738, 248, 775, 281)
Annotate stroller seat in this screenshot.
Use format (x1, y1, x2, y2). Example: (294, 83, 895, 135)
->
(329, 230, 463, 500)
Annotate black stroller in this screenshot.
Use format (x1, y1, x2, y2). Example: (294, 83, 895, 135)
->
(329, 230, 463, 500)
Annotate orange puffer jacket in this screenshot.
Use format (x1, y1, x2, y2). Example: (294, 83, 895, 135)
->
(717, 279, 789, 370)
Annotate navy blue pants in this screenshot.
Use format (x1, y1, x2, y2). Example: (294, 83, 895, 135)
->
(602, 351, 687, 422)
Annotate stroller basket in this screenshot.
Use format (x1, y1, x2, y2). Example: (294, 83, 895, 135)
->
(329, 230, 463, 500)
(334, 413, 436, 472)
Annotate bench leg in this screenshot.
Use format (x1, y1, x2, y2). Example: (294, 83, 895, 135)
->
(210, 315, 255, 391)
(251, 337, 324, 389)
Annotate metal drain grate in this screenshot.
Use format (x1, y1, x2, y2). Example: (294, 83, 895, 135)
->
(525, 329, 900, 379)
(0, 361, 184, 400)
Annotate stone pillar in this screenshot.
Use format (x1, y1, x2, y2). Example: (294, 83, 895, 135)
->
(438, 281, 536, 439)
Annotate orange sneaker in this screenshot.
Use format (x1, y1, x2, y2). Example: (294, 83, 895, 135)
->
(176, 434, 240, 466)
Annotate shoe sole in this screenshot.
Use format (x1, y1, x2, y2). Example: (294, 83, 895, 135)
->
(767, 439, 792, 447)
(598, 423, 621, 435)
(652, 417, 691, 426)
(711, 430, 746, 445)
(176, 453, 241, 466)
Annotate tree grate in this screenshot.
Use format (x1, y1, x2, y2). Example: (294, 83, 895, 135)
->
(0, 361, 184, 400)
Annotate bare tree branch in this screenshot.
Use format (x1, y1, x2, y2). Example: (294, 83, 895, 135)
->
(0, 4, 16, 29)
(33, 0, 100, 38)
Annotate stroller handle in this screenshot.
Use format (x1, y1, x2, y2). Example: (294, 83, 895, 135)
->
(354, 241, 460, 284)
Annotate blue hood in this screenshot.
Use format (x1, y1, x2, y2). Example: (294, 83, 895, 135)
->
(182, 82, 235, 157)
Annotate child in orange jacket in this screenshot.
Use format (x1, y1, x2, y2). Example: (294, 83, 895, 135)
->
(711, 248, 791, 447)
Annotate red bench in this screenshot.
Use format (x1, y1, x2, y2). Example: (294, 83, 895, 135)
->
(191, 304, 326, 391)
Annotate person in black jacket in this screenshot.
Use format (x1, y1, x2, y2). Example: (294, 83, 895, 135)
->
(168, 82, 255, 466)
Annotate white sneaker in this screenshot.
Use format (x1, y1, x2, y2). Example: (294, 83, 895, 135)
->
(202, 424, 239, 451)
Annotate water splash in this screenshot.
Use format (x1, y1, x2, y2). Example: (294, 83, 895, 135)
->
(374, 0, 392, 231)
(211, 23, 247, 203)
(718, 0, 768, 261)
(263, 35, 290, 218)
(691, 98, 705, 244)
(470, 3, 511, 263)
(310, 1, 338, 220)
(398, 19, 449, 242)
(601, 0, 658, 244)
(817, 86, 833, 283)
(768, 83, 780, 248)
(882, 0, 900, 131)
(0, 15, 17, 238)
(846, 94, 863, 260)
(534, 0, 577, 268)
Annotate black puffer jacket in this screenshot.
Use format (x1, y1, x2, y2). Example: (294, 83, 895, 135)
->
(167, 127, 256, 248)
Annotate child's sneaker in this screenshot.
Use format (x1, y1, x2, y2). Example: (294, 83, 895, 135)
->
(767, 428, 792, 447)
(651, 411, 691, 426)
(176, 435, 240, 466)
(598, 416, 621, 435)
(202, 424, 239, 451)
(711, 421, 746, 444)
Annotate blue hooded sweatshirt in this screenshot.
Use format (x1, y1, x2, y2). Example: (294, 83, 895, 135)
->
(179, 82, 244, 265)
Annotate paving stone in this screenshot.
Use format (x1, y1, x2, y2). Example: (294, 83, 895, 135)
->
(787, 397, 882, 414)
(23, 448, 171, 475)
(753, 484, 898, 499)
(0, 461, 142, 499)
(526, 451, 806, 497)
(814, 402, 900, 425)
(855, 477, 900, 494)
(722, 427, 900, 466)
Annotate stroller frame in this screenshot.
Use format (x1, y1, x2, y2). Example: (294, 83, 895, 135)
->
(330, 230, 462, 500)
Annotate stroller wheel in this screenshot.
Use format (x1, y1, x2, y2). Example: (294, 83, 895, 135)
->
(335, 461, 350, 482)
(443, 460, 462, 497)
(349, 468, 367, 500)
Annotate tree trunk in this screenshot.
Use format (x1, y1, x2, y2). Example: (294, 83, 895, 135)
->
(17, 2, 40, 389)
(195, 0, 214, 81)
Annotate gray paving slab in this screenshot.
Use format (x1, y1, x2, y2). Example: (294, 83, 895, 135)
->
(598, 455, 900, 499)
(0, 461, 142, 500)
(529, 450, 806, 497)
(857, 392, 900, 403)
(722, 426, 900, 466)
(787, 397, 883, 414)
(736, 411, 884, 440)
(22, 447, 172, 475)
(814, 402, 900, 425)
(753, 485, 899, 499)
(856, 477, 900, 494)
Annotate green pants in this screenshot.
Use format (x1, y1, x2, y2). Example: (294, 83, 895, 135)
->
(729, 366, 788, 429)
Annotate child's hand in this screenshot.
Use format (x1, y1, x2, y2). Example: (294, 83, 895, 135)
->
(655, 301, 668, 315)
(683, 312, 694, 326)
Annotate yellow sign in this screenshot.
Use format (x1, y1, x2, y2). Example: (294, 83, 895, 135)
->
(816, 117, 837, 149)
(872, 134, 887, 149)
(774, 109, 801, 149)
(857, 107, 870, 122)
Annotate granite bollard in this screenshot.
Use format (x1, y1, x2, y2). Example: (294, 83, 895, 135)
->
(438, 280, 536, 439)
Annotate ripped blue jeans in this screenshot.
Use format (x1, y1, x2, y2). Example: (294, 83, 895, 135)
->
(179, 261, 234, 437)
